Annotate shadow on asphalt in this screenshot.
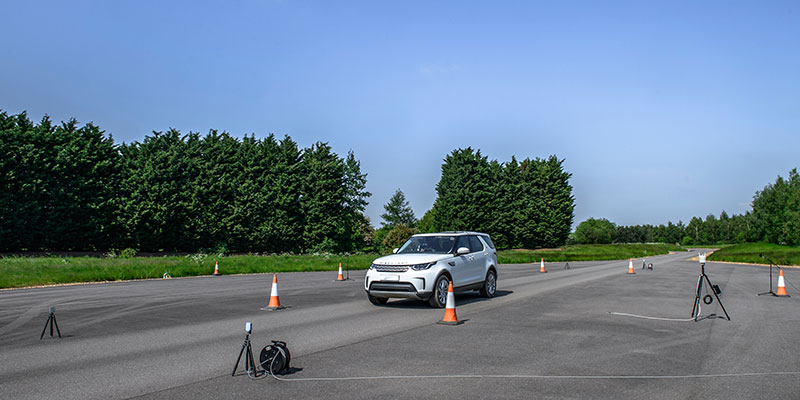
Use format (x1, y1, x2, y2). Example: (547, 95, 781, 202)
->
(380, 290, 514, 309)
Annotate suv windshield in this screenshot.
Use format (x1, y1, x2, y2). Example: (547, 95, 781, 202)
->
(397, 236, 459, 254)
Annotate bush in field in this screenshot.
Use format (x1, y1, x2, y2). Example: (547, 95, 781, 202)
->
(119, 248, 138, 258)
(573, 218, 617, 244)
(383, 224, 415, 251)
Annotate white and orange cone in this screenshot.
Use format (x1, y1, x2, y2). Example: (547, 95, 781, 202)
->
(264, 274, 286, 310)
(627, 258, 635, 274)
(437, 281, 463, 325)
(213, 261, 221, 276)
(540, 258, 547, 273)
(776, 269, 790, 297)
(336, 262, 345, 281)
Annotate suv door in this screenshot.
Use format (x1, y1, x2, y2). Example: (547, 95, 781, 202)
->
(466, 235, 487, 283)
(449, 236, 471, 286)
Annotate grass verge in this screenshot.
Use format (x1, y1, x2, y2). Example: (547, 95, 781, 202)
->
(497, 243, 685, 264)
(0, 253, 378, 289)
(707, 243, 800, 266)
(1, 243, 686, 289)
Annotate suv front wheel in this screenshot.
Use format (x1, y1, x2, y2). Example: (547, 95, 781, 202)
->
(428, 275, 450, 308)
(368, 294, 388, 305)
(480, 269, 497, 298)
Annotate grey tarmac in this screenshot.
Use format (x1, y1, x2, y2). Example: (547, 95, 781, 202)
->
(1, 250, 799, 399)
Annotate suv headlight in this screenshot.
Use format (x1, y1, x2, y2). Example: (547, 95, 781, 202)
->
(369, 263, 377, 270)
(410, 262, 435, 271)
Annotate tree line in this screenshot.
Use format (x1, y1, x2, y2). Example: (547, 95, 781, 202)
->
(2, 111, 577, 253)
(574, 168, 800, 246)
(377, 148, 575, 250)
(0, 111, 370, 253)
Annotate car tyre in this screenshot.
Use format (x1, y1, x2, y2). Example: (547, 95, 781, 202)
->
(368, 294, 388, 305)
(428, 274, 450, 308)
(479, 269, 497, 298)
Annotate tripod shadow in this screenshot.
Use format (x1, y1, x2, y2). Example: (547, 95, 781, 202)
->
(695, 313, 729, 321)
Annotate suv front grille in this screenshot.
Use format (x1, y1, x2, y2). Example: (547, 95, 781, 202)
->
(369, 282, 416, 292)
(375, 265, 409, 273)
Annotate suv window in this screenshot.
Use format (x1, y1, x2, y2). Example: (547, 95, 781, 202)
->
(452, 236, 465, 254)
(480, 235, 495, 249)
(468, 236, 484, 253)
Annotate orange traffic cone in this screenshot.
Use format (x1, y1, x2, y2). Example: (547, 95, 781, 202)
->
(264, 274, 286, 310)
(336, 262, 345, 281)
(437, 281, 463, 325)
(627, 258, 635, 274)
(540, 258, 547, 273)
(776, 269, 790, 297)
(213, 261, 221, 276)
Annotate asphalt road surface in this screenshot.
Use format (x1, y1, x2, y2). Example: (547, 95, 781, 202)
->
(2, 251, 799, 399)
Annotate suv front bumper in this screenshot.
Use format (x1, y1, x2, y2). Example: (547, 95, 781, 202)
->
(365, 273, 433, 300)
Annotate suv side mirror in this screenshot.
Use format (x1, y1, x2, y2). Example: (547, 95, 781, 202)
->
(393, 248, 399, 254)
(457, 247, 470, 255)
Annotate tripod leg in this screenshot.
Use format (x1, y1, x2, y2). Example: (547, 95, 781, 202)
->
(232, 341, 247, 376)
(247, 342, 257, 375)
(53, 315, 62, 338)
(691, 275, 703, 318)
(50, 315, 54, 337)
(40, 315, 51, 340)
(704, 275, 731, 321)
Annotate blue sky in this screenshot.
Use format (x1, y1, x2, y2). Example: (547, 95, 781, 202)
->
(2, 1, 798, 228)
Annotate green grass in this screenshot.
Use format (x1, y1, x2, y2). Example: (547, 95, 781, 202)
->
(497, 243, 685, 264)
(0, 243, 687, 289)
(707, 243, 800, 266)
(687, 243, 736, 249)
(0, 253, 378, 289)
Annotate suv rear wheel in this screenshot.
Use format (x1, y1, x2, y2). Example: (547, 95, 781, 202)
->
(479, 269, 497, 298)
(428, 275, 450, 308)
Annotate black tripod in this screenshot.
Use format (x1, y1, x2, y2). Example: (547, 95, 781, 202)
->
(757, 254, 778, 296)
(232, 332, 258, 376)
(691, 262, 731, 321)
(40, 307, 62, 340)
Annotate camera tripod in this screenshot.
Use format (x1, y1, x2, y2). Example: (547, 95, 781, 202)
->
(758, 254, 779, 296)
(691, 262, 730, 321)
(40, 307, 62, 340)
(232, 332, 258, 377)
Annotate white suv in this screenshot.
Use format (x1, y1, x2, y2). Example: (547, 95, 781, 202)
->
(365, 232, 498, 308)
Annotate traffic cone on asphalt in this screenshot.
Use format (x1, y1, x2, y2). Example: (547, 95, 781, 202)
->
(540, 258, 547, 273)
(213, 261, 221, 276)
(776, 269, 790, 297)
(437, 281, 463, 325)
(264, 274, 286, 310)
(336, 262, 345, 281)
(627, 258, 635, 274)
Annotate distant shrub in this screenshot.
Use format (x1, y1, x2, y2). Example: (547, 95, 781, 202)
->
(573, 218, 617, 244)
(186, 253, 208, 265)
(120, 248, 138, 258)
(383, 224, 415, 251)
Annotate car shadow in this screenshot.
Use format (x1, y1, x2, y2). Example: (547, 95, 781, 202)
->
(456, 290, 513, 305)
(380, 290, 513, 309)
